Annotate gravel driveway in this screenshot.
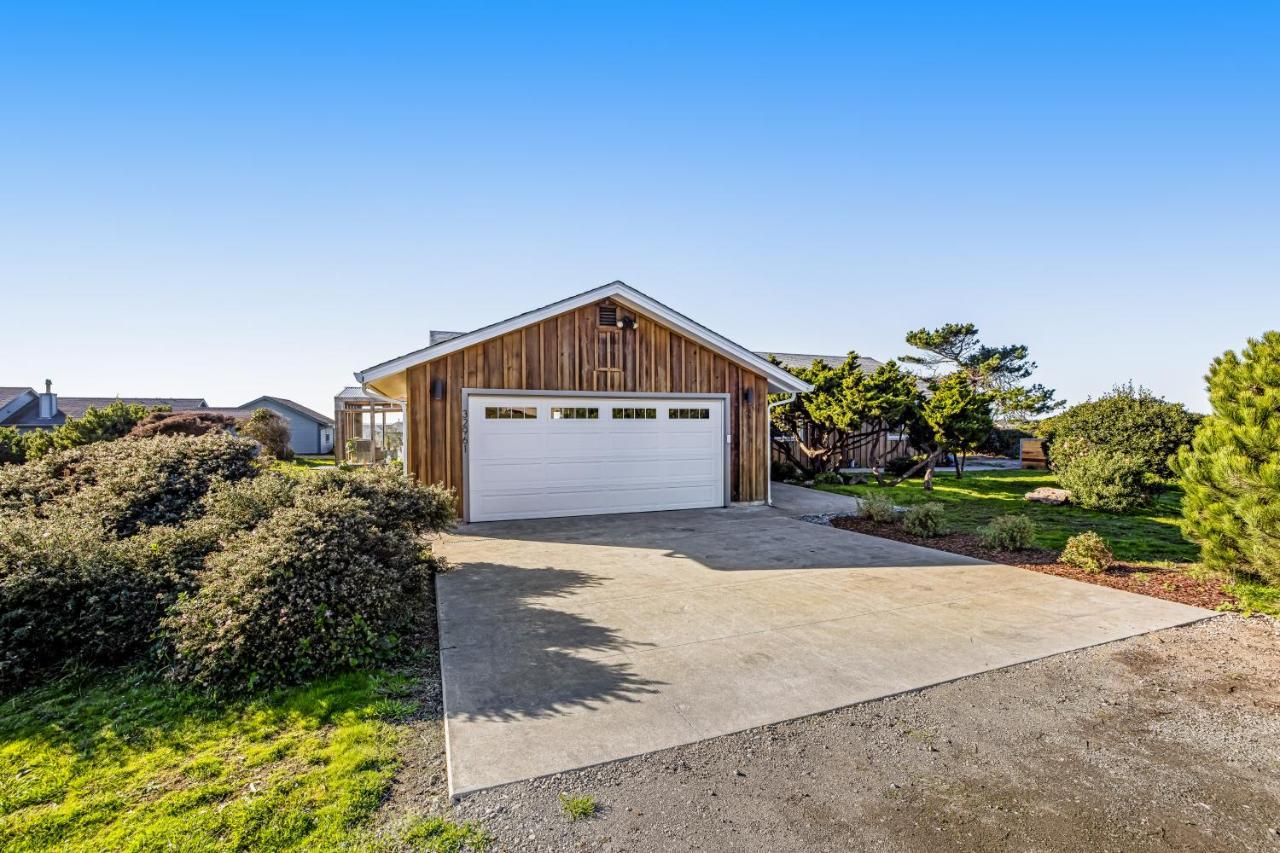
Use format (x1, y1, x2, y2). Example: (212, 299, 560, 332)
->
(455, 615, 1280, 852)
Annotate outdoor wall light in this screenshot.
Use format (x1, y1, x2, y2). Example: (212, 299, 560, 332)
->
(743, 386, 754, 404)
(615, 315, 637, 330)
(430, 378, 445, 400)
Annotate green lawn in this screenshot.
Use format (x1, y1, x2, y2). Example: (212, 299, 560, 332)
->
(271, 455, 337, 476)
(820, 468, 1197, 563)
(0, 667, 484, 852)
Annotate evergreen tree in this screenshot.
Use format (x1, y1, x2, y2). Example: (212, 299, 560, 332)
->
(1173, 331, 1280, 583)
(920, 372, 995, 477)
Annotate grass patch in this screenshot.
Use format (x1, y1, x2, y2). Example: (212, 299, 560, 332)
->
(271, 455, 336, 476)
(1225, 579, 1280, 617)
(0, 665, 413, 851)
(395, 815, 492, 852)
(559, 793, 597, 821)
(821, 468, 1196, 562)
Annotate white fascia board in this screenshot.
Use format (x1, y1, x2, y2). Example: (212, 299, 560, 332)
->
(353, 281, 813, 395)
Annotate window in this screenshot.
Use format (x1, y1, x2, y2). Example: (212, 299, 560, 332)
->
(484, 406, 538, 419)
(551, 407, 599, 420)
(612, 407, 657, 420)
(669, 407, 711, 420)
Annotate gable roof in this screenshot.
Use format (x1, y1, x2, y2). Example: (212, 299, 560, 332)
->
(240, 395, 335, 427)
(355, 281, 812, 394)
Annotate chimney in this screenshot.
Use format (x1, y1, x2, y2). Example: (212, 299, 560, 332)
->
(39, 379, 57, 419)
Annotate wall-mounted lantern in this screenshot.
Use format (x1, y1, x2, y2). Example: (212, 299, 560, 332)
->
(430, 377, 445, 400)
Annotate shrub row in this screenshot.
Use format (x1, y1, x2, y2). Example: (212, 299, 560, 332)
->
(0, 434, 454, 694)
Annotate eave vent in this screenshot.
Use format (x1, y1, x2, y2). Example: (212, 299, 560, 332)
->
(598, 304, 617, 326)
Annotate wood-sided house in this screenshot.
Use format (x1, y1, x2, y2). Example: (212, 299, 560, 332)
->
(354, 281, 812, 522)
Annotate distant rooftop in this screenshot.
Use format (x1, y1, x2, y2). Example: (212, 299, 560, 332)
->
(754, 351, 886, 373)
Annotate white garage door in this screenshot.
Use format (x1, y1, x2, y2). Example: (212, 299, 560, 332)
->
(466, 395, 727, 522)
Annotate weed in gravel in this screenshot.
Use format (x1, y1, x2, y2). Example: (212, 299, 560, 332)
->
(560, 793, 598, 821)
(396, 815, 492, 851)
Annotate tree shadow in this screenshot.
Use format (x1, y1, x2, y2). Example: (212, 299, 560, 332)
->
(436, 564, 662, 722)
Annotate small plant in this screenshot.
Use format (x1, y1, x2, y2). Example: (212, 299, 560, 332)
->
(560, 793, 597, 821)
(812, 470, 843, 486)
(1132, 571, 1150, 585)
(902, 502, 947, 537)
(977, 514, 1038, 550)
(1060, 531, 1114, 573)
(860, 492, 898, 523)
(771, 460, 805, 482)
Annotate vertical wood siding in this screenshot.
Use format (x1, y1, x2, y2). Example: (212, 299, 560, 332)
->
(405, 300, 769, 514)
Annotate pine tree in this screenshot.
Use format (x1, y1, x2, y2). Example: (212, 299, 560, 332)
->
(920, 372, 994, 478)
(1172, 331, 1280, 583)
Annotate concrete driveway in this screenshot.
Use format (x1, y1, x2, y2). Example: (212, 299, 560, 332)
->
(436, 488, 1212, 794)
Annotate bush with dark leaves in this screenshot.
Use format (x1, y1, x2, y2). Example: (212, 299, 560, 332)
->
(0, 432, 259, 537)
(164, 491, 442, 692)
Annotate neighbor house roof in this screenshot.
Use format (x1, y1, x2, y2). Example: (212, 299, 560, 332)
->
(756, 352, 886, 374)
(2, 396, 208, 429)
(355, 281, 813, 395)
(0, 387, 33, 410)
(240, 395, 335, 427)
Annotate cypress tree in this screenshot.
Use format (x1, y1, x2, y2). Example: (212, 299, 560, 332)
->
(1173, 331, 1280, 583)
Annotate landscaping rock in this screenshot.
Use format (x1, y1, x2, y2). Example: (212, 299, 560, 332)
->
(1024, 487, 1071, 505)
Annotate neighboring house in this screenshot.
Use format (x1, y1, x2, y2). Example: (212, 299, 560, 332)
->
(353, 280, 812, 522)
(0, 382, 207, 431)
(1, 382, 334, 455)
(238, 396, 335, 455)
(754, 351, 919, 470)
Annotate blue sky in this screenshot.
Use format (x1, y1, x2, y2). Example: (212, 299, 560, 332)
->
(3, 2, 1277, 416)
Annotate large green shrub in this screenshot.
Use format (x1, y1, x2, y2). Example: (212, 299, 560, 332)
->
(239, 408, 293, 460)
(1173, 332, 1280, 583)
(164, 491, 441, 692)
(1056, 448, 1151, 513)
(0, 514, 174, 690)
(1040, 383, 1199, 480)
(0, 432, 259, 537)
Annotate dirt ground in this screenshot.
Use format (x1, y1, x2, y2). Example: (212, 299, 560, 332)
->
(451, 615, 1280, 852)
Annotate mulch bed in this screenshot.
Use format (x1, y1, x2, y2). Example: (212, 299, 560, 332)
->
(830, 516, 1235, 611)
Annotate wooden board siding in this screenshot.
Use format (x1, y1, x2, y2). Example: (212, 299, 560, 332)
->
(405, 299, 769, 516)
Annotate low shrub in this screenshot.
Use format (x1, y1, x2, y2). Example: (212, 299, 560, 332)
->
(1060, 531, 1114, 573)
(813, 471, 843, 486)
(902, 502, 947, 537)
(1055, 448, 1151, 513)
(771, 460, 804, 482)
(978, 514, 1038, 551)
(165, 491, 439, 692)
(885, 455, 927, 478)
(239, 408, 293, 460)
(0, 432, 260, 537)
(860, 492, 898, 523)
